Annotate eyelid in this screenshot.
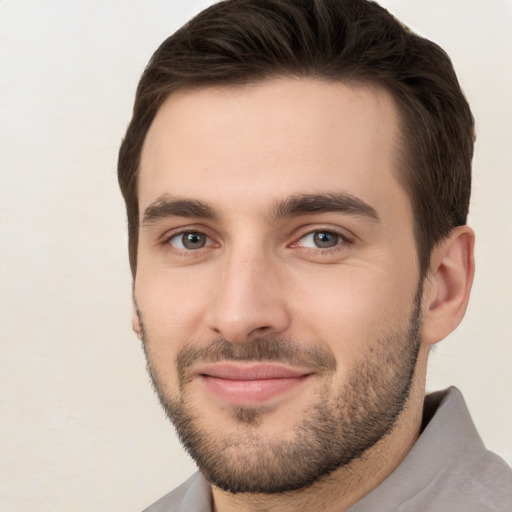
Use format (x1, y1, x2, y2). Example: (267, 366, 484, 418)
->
(158, 224, 354, 253)
(162, 226, 219, 251)
(289, 226, 355, 249)
(170, 231, 210, 248)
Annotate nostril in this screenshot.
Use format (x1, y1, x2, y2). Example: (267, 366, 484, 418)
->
(255, 325, 271, 333)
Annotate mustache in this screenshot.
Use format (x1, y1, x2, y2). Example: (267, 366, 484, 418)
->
(135, 305, 337, 382)
(176, 337, 337, 375)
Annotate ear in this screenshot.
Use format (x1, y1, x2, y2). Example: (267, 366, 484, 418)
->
(421, 226, 475, 345)
(132, 294, 143, 340)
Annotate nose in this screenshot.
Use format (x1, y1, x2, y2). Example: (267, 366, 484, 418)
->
(206, 245, 291, 343)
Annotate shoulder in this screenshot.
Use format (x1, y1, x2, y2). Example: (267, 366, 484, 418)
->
(349, 387, 512, 512)
(410, 387, 512, 511)
(421, 446, 512, 511)
(142, 472, 212, 512)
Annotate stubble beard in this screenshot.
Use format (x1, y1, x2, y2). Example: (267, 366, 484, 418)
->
(139, 295, 422, 495)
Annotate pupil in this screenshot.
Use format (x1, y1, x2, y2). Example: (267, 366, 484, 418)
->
(314, 231, 338, 248)
(183, 232, 205, 249)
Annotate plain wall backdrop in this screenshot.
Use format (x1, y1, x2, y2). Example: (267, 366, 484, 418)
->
(0, 1, 510, 510)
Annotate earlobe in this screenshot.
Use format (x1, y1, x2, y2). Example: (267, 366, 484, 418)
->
(421, 226, 475, 345)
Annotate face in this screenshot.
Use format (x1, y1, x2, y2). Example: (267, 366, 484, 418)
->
(134, 79, 423, 493)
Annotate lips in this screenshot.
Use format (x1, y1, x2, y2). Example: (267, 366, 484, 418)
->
(194, 363, 313, 404)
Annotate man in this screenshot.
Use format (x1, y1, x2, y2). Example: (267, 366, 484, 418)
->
(118, 0, 512, 510)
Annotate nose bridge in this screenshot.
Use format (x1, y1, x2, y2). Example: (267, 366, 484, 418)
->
(207, 240, 290, 343)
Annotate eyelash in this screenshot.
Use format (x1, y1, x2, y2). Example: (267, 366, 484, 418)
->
(290, 229, 353, 254)
(163, 229, 216, 254)
(162, 227, 353, 256)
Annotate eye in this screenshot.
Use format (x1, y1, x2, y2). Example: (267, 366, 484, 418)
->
(297, 230, 344, 249)
(167, 231, 212, 250)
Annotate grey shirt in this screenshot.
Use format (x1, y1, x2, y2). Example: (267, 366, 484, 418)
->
(143, 387, 512, 511)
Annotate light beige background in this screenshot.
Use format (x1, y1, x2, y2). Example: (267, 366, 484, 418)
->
(0, 1, 510, 510)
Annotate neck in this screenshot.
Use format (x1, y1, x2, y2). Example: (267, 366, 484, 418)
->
(211, 347, 428, 512)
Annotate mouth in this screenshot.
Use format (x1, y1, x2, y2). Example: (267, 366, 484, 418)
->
(193, 362, 314, 405)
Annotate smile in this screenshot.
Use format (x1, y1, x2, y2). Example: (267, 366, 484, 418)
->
(194, 363, 314, 405)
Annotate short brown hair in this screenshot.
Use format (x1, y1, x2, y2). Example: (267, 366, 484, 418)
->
(118, 0, 474, 277)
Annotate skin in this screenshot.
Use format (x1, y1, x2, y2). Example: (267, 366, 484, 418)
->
(133, 78, 474, 512)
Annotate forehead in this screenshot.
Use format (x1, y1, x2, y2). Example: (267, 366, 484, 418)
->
(138, 78, 409, 219)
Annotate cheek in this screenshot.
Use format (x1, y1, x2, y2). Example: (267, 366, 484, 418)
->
(288, 265, 418, 360)
(135, 268, 214, 349)
(135, 275, 206, 394)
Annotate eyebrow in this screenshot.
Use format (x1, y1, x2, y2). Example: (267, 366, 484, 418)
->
(141, 192, 379, 226)
(142, 195, 218, 226)
(269, 193, 379, 222)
